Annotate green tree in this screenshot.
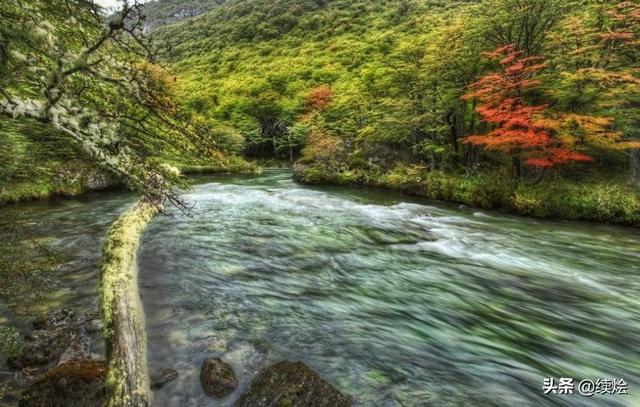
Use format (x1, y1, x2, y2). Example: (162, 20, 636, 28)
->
(0, 0, 192, 206)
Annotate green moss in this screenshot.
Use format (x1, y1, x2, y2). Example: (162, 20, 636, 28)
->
(100, 199, 158, 406)
(100, 199, 157, 338)
(0, 327, 24, 358)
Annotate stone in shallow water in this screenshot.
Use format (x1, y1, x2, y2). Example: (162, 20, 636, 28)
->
(7, 328, 74, 369)
(18, 359, 106, 407)
(200, 357, 238, 398)
(150, 368, 179, 389)
(9, 309, 100, 370)
(237, 361, 352, 407)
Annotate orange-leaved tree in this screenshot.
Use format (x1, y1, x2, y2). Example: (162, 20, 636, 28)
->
(305, 85, 334, 111)
(463, 45, 592, 176)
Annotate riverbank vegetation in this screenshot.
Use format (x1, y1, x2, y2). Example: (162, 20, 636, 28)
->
(1, 1, 639, 404)
(294, 164, 640, 225)
(2, 0, 638, 225)
(150, 0, 640, 224)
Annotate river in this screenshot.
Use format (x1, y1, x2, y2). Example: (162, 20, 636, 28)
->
(2, 170, 640, 406)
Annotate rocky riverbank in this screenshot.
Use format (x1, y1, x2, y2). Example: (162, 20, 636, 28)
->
(2, 309, 352, 406)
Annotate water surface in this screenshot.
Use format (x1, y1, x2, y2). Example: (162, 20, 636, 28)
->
(0, 190, 135, 401)
(138, 171, 640, 407)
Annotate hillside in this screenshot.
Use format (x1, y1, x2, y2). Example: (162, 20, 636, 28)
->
(140, 0, 226, 31)
(1, 0, 638, 222)
(150, 0, 640, 224)
(153, 0, 465, 157)
(0, 0, 251, 204)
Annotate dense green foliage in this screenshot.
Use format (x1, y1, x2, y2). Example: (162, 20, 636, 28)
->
(1, 0, 638, 224)
(147, 0, 640, 223)
(0, 118, 115, 203)
(153, 0, 636, 166)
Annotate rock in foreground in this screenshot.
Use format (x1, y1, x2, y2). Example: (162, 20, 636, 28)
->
(237, 361, 351, 407)
(200, 357, 238, 398)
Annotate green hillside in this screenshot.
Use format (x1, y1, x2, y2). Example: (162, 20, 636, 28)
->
(1, 0, 638, 223)
(0, 0, 253, 204)
(154, 0, 465, 158)
(149, 0, 640, 224)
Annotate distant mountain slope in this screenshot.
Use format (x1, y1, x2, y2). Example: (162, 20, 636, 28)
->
(141, 0, 227, 31)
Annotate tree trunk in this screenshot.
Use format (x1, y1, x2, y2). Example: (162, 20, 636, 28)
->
(446, 112, 460, 166)
(273, 135, 277, 156)
(631, 148, 640, 186)
(465, 144, 479, 171)
(101, 199, 159, 407)
(512, 156, 521, 178)
(288, 132, 293, 162)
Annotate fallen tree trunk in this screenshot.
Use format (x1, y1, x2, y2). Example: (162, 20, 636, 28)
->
(100, 199, 159, 407)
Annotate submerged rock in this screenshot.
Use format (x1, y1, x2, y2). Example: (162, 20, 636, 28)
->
(200, 357, 238, 398)
(237, 361, 352, 407)
(151, 368, 179, 389)
(7, 328, 74, 370)
(8, 309, 100, 371)
(18, 359, 106, 407)
(31, 309, 75, 330)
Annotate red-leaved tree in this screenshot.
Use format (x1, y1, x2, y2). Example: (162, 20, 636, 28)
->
(463, 45, 592, 175)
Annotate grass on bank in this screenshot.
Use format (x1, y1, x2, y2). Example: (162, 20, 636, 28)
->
(294, 163, 640, 226)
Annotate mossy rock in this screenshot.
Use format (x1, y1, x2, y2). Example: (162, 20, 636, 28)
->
(200, 357, 238, 398)
(236, 361, 352, 407)
(19, 359, 106, 407)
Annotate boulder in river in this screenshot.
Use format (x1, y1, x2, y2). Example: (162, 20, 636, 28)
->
(236, 361, 352, 407)
(200, 357, 238, 398)
(18, 359, 106, 407)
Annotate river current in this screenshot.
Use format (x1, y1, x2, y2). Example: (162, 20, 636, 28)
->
(140, 171, 640, 407)
(2, 170, 640, 406)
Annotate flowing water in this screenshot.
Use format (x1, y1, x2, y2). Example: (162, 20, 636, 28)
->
(139, 171, 640, 407)
(2, 170, 640, 406)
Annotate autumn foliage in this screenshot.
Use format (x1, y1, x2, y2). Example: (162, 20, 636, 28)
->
(305, 85, 333, 111)
(602, 1, 640, 47)
(463, 45, 592, 168)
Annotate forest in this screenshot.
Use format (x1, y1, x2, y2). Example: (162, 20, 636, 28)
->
(148, 0, 640, 224)
(1, 0, 639, 223)
(1, 0, 639, 406)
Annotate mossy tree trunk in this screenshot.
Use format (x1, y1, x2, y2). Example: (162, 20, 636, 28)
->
(100, 199, 159, 407)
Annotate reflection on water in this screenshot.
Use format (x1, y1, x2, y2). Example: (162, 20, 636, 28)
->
(137, 171, 640, 407)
